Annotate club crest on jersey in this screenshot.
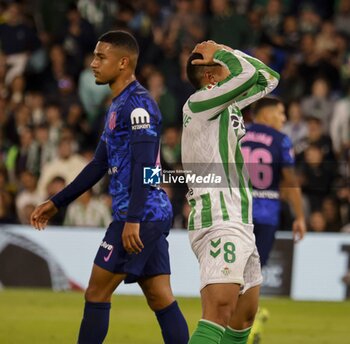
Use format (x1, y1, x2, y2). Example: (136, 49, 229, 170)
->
(131, 108, 151, 130)
(108, 111, 117, 130)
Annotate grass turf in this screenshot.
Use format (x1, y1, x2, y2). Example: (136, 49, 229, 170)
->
(0, 289, 349, 343)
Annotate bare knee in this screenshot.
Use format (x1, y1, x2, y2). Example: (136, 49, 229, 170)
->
(203, 299, 234, 327)
(144, 287, 174, 311)
(84, 285, 112, 303)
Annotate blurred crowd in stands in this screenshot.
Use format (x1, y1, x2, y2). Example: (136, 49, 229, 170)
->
(0, 0, 349, 232)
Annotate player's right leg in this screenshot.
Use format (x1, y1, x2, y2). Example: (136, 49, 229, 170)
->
(78, 221, 127, 344)
(78, 264, 126, 344)
(188, 283, 241, 344)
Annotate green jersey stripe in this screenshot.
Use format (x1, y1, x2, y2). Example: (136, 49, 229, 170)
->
(188, 199, 196, 230)
(220, 191, 230, 221)
(234, 135, 250, 223)
(219, 109, 232, 195)
(200, 193, 213, 228)
(188, 74, 258, 113)
(188, 50, 258, 114)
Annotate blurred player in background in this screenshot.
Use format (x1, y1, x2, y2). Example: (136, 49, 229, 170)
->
(182, 40, 279, 344)
(241, 97, 306, 343)
(31, 31, 189, 344)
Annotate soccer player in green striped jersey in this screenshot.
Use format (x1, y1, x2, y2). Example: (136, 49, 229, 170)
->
(181, 41, 279, 344)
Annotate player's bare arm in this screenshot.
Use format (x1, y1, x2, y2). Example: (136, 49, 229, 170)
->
(282, 167, 306, 242)
(30, 200, 58, 231)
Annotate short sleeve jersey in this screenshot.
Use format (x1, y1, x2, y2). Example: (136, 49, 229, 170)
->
(241, 123, 294, 226)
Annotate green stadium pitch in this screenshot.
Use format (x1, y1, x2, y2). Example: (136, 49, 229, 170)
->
(0, 289, 349, 343)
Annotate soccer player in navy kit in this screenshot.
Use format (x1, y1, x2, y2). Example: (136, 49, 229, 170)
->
(31, 31, 189, 344)
(241, 97, 306, 343)
(241, 97, 306, 266)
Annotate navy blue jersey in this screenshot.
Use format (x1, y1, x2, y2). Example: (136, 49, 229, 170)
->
(241, 123, 294, 226)
(101, 80, 172, 222)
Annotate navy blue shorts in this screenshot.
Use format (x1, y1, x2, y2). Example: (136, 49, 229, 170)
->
(94, 219, 171, 283)
(253, 223, 278, 267)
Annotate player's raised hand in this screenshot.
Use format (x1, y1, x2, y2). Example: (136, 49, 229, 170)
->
(30, 200, 58, 231)
(292, 217, 306, 243)
(191, 41, 224, 66)
(122, 222, 144, 254)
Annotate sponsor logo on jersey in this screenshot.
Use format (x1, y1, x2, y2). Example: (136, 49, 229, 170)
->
(108, 166, 118, 175)
(131, 108, 151, 130)
(100, 241, 114, 262)
(108, 111, 117, 130)
(230, 114, 245, 131)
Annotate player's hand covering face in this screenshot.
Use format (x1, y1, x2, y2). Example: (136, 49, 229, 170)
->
(191, 41, 224, 66)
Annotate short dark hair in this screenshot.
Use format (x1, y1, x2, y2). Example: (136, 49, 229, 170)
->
(186, 53, 205, 90)
(252, 96, 283, 116)
(98, 30, 139, 55)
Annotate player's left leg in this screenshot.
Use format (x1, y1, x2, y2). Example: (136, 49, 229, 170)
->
(139, 274, 189, 344)
(221, 285, 260, 344)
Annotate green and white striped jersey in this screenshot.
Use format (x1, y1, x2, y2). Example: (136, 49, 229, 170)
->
(182, 48, 279, 236)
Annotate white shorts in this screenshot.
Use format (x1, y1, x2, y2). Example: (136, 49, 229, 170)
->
(191, 224, 262, 294)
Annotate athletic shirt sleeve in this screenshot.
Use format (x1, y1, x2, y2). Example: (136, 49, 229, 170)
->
(280, 135, 295, 167)
(185, 49, 258, 120)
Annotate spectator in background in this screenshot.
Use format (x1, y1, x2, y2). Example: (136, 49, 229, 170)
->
(61, 4, 96, 76)
(298, 33, 340, 94)
(8, 75, 26, 110)
(147, 69, 177, 128)
(5, 125, 37, 183)
(77, 0, 118, 37)
(295, 116, 335, 163)
(283, 99, 308, 146)
(301, 77, 335, 133)
(45, 176, 67, 225)
(40, 44, 76, 95)
(45, 102, 63, 146)
(78, 53, 110, 130)
(66, 103, 92, 146)
(260, 0, 284, 46)
(308, 211, 327, 232)
(64, 189, 112, 228)
(32, 124, 57, 176)
(334, 0, 350, 37)
(16, 170, 41, 224)
(0, 2, 41, 84)
(165, 0, 206, 52)
(298, 3, 321, 35)
(278, 57, 305, 102)
(0, 165, 16, 223)
(208, 0, 250, 49)
(161, 126, 181, 170)
(298, 144, 336, 212)
(322, 196, 342, 232)
(330, 84, 350, 158)
(26, 91, 45, 125)
(36, 137, 86, 199)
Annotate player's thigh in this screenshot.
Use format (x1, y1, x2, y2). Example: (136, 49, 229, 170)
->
(201, 283, 241, 326)
(85, 264, 126, 302)
(138, 274, 175, 311)
(229, 285, 260, 329)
